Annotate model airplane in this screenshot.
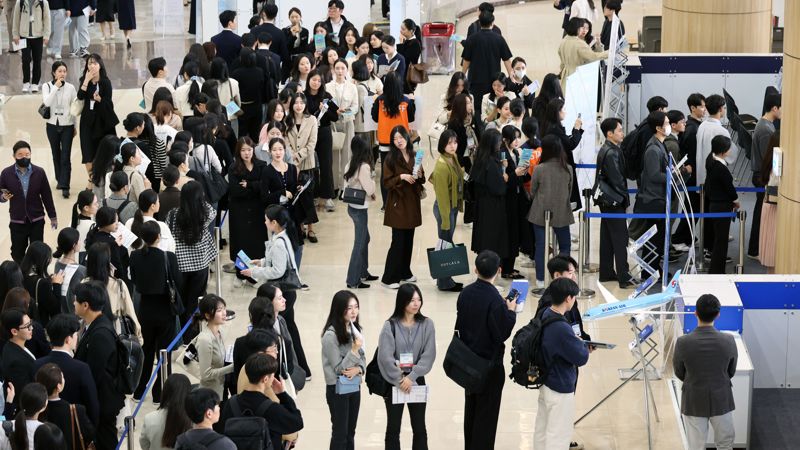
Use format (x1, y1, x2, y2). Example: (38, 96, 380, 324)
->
(583, 271, 689, 321)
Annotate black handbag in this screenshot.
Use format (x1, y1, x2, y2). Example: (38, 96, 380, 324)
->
(365, 320, 396, 396)
(592, 147, 625, 207)
(443, 331, 492, 393)
(163, 251, 184, 317)
(341, 187, 367, 205)
(190, 146, 228, 204)
(272, 238, 302, 291)
(38, 103, 51, 120)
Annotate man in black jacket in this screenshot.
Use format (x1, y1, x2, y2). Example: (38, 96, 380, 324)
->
(251, 4, 289, 72)
(73, 281, 124, 450)
(211, 10, 243, 67)
(323, 0, 355, 46)
(673, 93, 706, 248)
(535, 255, 591, 342)
(34, 314, 100, 425)
(596, 118, 636, 288)
(455, 250, 516, 450)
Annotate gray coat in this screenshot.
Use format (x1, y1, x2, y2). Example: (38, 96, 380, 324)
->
(321, 326, 366, 386)
(634, 135, 668, 212)
(673, 326, 738, 417)
(528, 160, 574, 227)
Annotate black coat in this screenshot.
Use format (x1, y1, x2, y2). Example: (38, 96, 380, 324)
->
(0, 342, 35, 406)
(129, 247, 182, 318)
(455, 279, 516, 362)
(210, 30, 242, 67)
(0, 322, 49, 359)
(252, 23, 290, 69)
(33, 350, 100, 425)
(545, 123, 583, 209)
(74, 315, 124, 416)
(470, 156, 508, 258)
(283, 26, 310, 59)
(232, 66, 266, 105)
(228, 160, 269, 261)
(504, 148, 530, 260)
(22, 274, 61, 326)
(41, 398, 96, 450)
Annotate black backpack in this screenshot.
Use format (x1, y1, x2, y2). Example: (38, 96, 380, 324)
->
(176, 431, 225, 450)
(98, 323, 144, 396)
(223, 396, 274, 450)
(619, 121, 648, 181)
(509, 315, 566, 389)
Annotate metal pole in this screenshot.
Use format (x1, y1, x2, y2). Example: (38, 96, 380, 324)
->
(532, 211, 552, 297)
(214, 227, 222, 296)
(582, 189, 599, 273)
(736, 210, 747, 274)
(631, 317, 653, 450)
(662, 158, 673, 291)
(159, 349, 169, 393)
(577, 211, 595, 300)
(125, 416, 135, 450)
(696, 184, 706, 273)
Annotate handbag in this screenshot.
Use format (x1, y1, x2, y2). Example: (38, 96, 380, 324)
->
(163, 251, 184, 317)
(335, 374, 362, 394)
(38, 103, 51, 119)
(114, 279, 138, 341)
(426, 243, 470, 279)
(70, 98, 84, 117)
(70, 404, 96, 450)
(406, 63, 429, 84)
(342, 187, 366, 205)
(365, 320, 396, 396)
(427, 121, 446, 141)
(189, 146, 229, 204)
(272, 237, 302, 291)
(442, 330, 493, 393)
(179, 335, 201, 380)
(331, 129, 346, 152)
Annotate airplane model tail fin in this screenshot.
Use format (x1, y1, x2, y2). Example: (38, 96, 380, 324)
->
(665, 270, 682, 294)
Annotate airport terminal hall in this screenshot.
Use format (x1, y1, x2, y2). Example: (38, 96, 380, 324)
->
(0, 0, 797, 449)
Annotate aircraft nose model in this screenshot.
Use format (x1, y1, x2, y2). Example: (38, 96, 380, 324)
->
(582, 271, 685, 321)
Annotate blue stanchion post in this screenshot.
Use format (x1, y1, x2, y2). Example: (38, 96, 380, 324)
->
(663, 159, 673, 291)
(697, 184, 706, 273)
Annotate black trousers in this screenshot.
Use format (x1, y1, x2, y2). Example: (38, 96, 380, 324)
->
(46, 123, 75, 190)
(240, 103, 262, 142)
(316, 125, 335, 199)
(748, 173, 765, 256)
(179, 267, 208, 343)
(639, 218, 665, 280)
(10, 219, 45, 263)
(709, 202, 734, 274)
(501, 257, 517, 276)
(672, 190, 700, 246)
(379, 151, 388, 208)
(464, 364, 504, 450)
(96, 414, 119, 450)
(384, 393, 428, 450)
(599, 205, 631, 282)
(326, 385, 360, 450)
(21, 37, 44, 84)
(135, 304, 176, 401)
(382, 228, 415, 284)
(279, 289, 310, 375)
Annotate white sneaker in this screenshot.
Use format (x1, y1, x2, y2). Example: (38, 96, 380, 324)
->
(536, 280, 545, 288)
(673, 243, 691, 252)
(325, 199, 335, 212)
(401, 275, 417, 283)
(30, 84, 39, 93)
(22, 83, 30, 93)
(381, 282, 400, 289)
(54, 53, 62, 60)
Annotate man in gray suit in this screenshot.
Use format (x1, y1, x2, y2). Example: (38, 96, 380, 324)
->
(674, 294, 738, 450)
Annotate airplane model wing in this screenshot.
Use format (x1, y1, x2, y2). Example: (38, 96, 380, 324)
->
(583, 272, 683, 321)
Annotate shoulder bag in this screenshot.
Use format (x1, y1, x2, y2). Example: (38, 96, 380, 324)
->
(365, 320, 396, 396)
(38, 102, 51, 120)
(407, 63, 429, 84)
(272, 237, 302, 291)
(70, 404, 96, 450)
(591, 147, 625, 207)
(163, 251, 184, 317)
(190, 145, 228, 204)
(70, 98, 84, 117)
(115, 279, 139, 340)
(342, 186, 366, 205)
(442, 330, 493, 393)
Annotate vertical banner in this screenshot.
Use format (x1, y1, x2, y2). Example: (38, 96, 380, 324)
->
(153, 0, 185, 36)
(564, 60, 600, 196)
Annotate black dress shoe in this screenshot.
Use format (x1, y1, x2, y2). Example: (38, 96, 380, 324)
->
(618, 280, 636, 289)
(347, 282, 370, 289)
(440, 283, 463, 292)
(362, 274, 379, 282)
(62, 189, 69, 198)
(598, 274, 618, 282)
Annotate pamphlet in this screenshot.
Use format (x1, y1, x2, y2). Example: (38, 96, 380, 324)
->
(511, 279, 530, 313)
(392, 385, 429, 404)
(113, 223, 139, 249)
(313, 33, 326, 52)
(12, 39, 26, 52)
(520, 147, 533, 167)
(225, 101, 241, 118)
(82, 5, 91, 16)
(138, 98, 145, 110)
(292, 177, 313, 205)
(345, 50, 356, 60)
(527, 79, 540, 94)
(136, 148, 151, 175)
(412, 149, 424, 177)
(377, 60, 400, 78)
(234, 250, 254, 271)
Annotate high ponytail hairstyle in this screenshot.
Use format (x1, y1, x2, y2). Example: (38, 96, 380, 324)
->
(53, 227, 80, 259)
(13, 383, 48, 450)
(182, 61, 202, 107)
(122, 112, 145, 132)
(71, 189, 96, 228)
(131, 189, 159, 249)
(265, 204, 300, 250)
(247, 295, 275, 330)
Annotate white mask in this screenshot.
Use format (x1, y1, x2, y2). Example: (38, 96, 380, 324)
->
(663, 124, 672, 136)
(514, 69, 526, 80)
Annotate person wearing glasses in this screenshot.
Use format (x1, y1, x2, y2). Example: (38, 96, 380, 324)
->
(0, 307, 36, 406)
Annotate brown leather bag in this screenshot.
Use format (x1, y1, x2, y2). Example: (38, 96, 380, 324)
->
(70, 404, 96, 450)
(406, 63, 429, 84)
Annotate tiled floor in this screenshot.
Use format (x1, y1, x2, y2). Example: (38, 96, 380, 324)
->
(0, 1, 763, 449)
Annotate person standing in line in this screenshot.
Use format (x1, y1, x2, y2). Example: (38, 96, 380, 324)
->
(73, 281, 124, 450)
(42, 61, 77, 199)
(541, 97, 583, 211)
(380, 126, 424, 290)
(533, 277, 589, 450)
(211, 11, 242, 66)
(283, 7, 310, 69)
(52, 228, 86, 313)
(706, 136, 738, 274)
(672, 93, 705, 249)
(595, 118, 635, 288)
(194, 294, 234, 399)
(377, 283, 436, 450)
(78, 54, 119, 179)
(0, 141, 58, 264)
(321, 290, 366, 450)
(174, 388, 236, 450)
(343, 136, 377, 289)
(67, 0, 92, 58)
(116, 0, 135, 48)
(305, 68, 340, 211)
(499, 125, 528, 279)
(397, 19, 421, 94)
(456, 250, 516, 450)
(1, 307, 37, 403)
(20, 241, 62, 326)
(674, 294, 738, 450)
(143, 57, 175, 112)
(34, 363, 96, 450)
(470, 130, 508, 265)
(557, 17, 607, 91)
(376, 36, 406, 85)
(326, 59, 359, 204)
(285, 92, 320, 243)
(232, 49, 266, 142)
(45, 0, 68, 59)
(747, 94, 780, 260)
(139, 374, 192, 450)
(444, 93, 477, 225)
(11, 0, 50, 93)
(461, 11, 513, 110)
(428, 130, 464, 292)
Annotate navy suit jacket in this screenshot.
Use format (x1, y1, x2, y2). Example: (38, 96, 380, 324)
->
(211, 30, 243, 66)
(251, 22, 289, 69)
(34, 350, 100, 425)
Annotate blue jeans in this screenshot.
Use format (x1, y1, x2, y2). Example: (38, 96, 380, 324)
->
(532, 224, 571, 282)
(346, 206, 370, 286)
(432, 201, 457, 289)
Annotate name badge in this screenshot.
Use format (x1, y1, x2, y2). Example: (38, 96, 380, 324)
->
(399, 352, 414, 370)
(466, 137, 475, 148)
(571, 323, 581, 338)
(54, 106, 65, 116)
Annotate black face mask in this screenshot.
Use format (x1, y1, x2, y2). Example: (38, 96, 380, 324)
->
(15, 158, 30, 168)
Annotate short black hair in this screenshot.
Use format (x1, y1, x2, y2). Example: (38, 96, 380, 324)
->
(328, 0, 344, 9)
(382, 35, 396, 46)
(258, 31, 273, 45)
(1, 308, 26, 340)
(478, 2, 494, 13)
(219, 10, 236, 28)
(547, 255, 578, 278)
(764, 94, 781, 113)
(244, 353, 279, 384)
(695, 294, 721, 323)
(646, 96, 668, 112)
(510, 98, 526, 118)
(241, 33, 256, 48)
(73, 280, 108, 312)
(262, 3, 278, 19)
(600, 117, 622, 137)
(549, 277, 580, 305)
(45, 314, 81, 347)
(475, 250, 501, 279)
(184, 388, 219, 424)
(478, 11, 494, 28)
(667, 109, 685, 125)
(139, 221, 161, 246)
(109, 170, 129, 192)
(162, 164, 180, 187)
(605, 0, 622, 13)
(711, 135, 731, 155)
(147, 57, 167, 77)
(687, 93, 706, 109)
(647, 110, 668, 134)
(12, 140, 31, 155)
(705, 94, 726, 115)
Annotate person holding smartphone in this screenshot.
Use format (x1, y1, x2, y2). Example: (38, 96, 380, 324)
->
(42, 61, 77, 199)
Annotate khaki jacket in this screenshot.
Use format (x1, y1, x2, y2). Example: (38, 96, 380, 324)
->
(287, 115, 318, 171)
(558, 35, 608, 90)
(12, 0, 50, 39)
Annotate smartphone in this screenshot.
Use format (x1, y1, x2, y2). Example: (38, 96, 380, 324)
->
(500, 151, 507, 161)
(506, 288, 520, 303)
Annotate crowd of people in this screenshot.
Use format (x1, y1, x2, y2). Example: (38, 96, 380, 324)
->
(0, 0, 772, 449)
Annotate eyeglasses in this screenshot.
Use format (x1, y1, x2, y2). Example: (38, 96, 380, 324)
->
(18, 322, 34, 331)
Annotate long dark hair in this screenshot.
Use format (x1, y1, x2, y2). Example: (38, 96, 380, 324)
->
(540, 98, 565, 138)
(231, 137, 256, 177)
(0, 261, 23, 304)
(381, 72, 403, 117)
(149, 87, 176, 115)
(182, 61, 204, 107)
(138, 112, 160, 151)
(85, 242, 112, 285)
(390, 283, 426, 322)
(265, 205, 300, 250)
(249, 291, 275, 329)
(71, 189, 96, 228)
(445, 72, 469, 110)
(303, 70, 327, 102)
(343, 135, 374, 180)
(447, 93, 470, 128)
(20, 241, 52, 279)
(53, 227, 80, 259)
(290, 53, 313, 81)
(91, 135, 122, 186)
(79, 54, 109, 85)
(209, 57, 230, 83)
(540, 134, 569, 172)
(187, 43, 211, 78)
(13, 383, 48, 450)
(160, 373, 193, 448)
(533, 73, 563, 127)
(33, 422, 65, 450)
(266, 99, 285, 123)
(475, 128, 502, 167)
(175, 180, 207, 246)
(502, 125, 521, 150)
(385, 126, 413, 171)
(321, 290, 361, 345)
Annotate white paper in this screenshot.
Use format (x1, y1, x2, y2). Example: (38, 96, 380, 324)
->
(113, 223, 139, 249)
(60, 264, 80, 297)
(291, 177, 313, 205)
(82, 5, 91, 16)
(12, 39, 26, 51)
(377, 60, 400, 78)
(392, 385, 429, 404)
(136, 148, 151, 175)
(527, 79, 540, 94)
(225, 344, 234, 363)
(362, 95, 377, 131)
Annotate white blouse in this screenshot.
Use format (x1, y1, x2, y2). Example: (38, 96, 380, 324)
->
(326, 79, 359, 123)
(42, 80, 77, 126)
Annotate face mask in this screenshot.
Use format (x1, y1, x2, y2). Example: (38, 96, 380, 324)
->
(514, 69, 525, 80)
(663, 124, 672, 136)
(16, 158, 30, 168)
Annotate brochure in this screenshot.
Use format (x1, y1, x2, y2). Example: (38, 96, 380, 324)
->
(412, 149, 424, 177)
